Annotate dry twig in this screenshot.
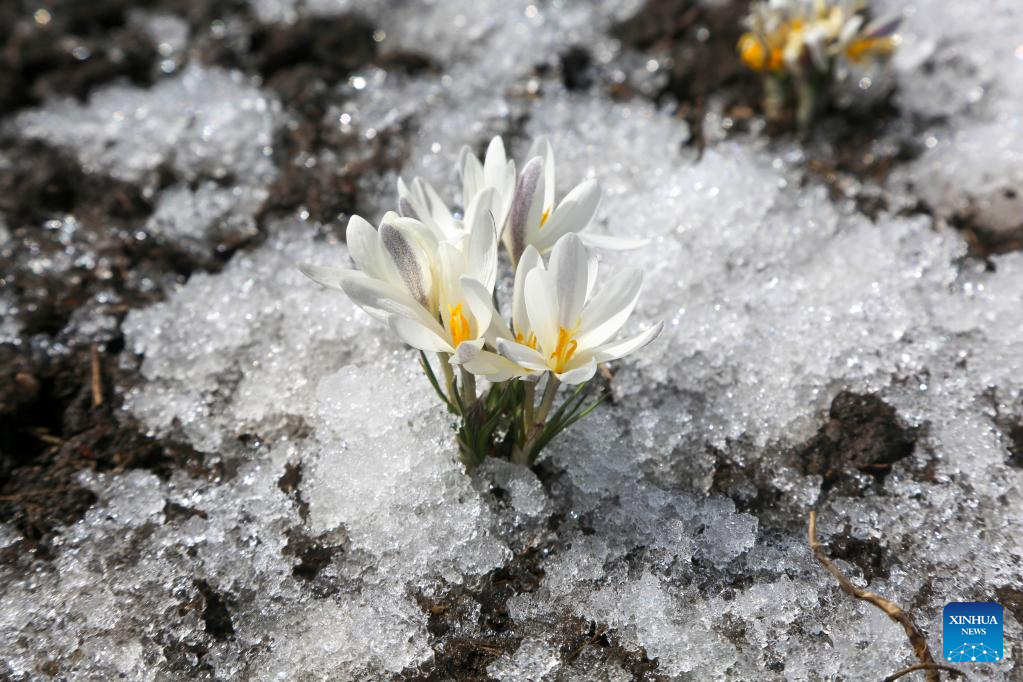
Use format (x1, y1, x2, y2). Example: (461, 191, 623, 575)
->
(808, 511, 966, 682)
(90, 344, 103, 407)
(0, 486, 72, 502)
(567, 625, 608, 663)
(884, 662, 969, 682)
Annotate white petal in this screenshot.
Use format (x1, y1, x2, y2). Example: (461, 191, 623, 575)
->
(396, 182, 450, 243)
(482, 136, 507, 191)
(379, 221, 433, 308)
(524, 267, 559, 355)
(495, 160, 517, 228)
(464, 191, 499, 290)
(389, 316, 454, 353)
(298, 263, 351, 290)
(585, 250, 599, 299)
(452, 338, 485, 365)
(556, 360, 597, 385)
(423, 179, 453, 224)
(591, 322, 663, 363)
(512, 245, 541, 337)
(806, 32, 828, 71)
(536, 179, 601, 252)
(578, 233, 650, 251)
(386, 216, 439, 258)
(463, 350, 531, 382)
(576, 267, 643, 349)
(396, 177, 420, 220)
(864, 14, 900, 38)
(346, 214, 382, 277)
(548, 233, 589, 329)
(463, 186, 496, 230)
(459, 146, 484, 207)
(506, 157, 545, 261)
(839, 14, 865, 43)
(436, 241, 464, 315)
(340, 272, 434, 323)
(496, 338, 551, 371)
(459, 276, 495, 337)
(527, 136, 556, 210)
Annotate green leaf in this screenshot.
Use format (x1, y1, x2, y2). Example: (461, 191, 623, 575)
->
(419, 351, 455, 413)
(523, 382, 610, 464)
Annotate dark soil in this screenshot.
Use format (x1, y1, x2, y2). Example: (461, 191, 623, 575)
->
(0, 334, 216, 560)
(711, 390, 924, 534)
(194, 578, 236, 640)
(1004, 421, 1023, 470)
(0, 8, 389, 559)
(611, 0, 758, 148)
(0, 0, 159, 114)
(796, 391, 917, 494)
(799, 98, 920, 220)
(240, 14, 431, 226)
(948, 197, 1023, 259)
(408, 546, 547, 680)
(405, 540, 666, 682)
(612, 0, 920, 221)
(821, 530, 893, 583)
(0, 131, 229, 559)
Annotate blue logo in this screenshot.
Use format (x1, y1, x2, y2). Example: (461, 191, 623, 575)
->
(943, 602, 1003, 663)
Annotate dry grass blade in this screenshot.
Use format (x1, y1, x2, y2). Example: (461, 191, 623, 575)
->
(884, 662, 970, 682)
(808, 511, 967, 682)
(90, 343, 104, 407)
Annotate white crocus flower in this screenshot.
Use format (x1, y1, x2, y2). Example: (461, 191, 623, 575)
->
(461, 244, 548, 382)
(397, 176, 461, 243)
(387, 206, 500, 366)
(459, 136, 517, 232)
(503, 137, 648, 263)
(494, 234, 662, 385)
(399, 172, 503, 250)
(300, 211, 439, 322)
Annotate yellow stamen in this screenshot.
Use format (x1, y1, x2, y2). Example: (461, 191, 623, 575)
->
(539, 207, 551, 228)
(448, 304, 471, 347)
(739, 33, 786, 73)
(739, 34, 767, 71)
(550, 327, 578, 373)
(845, 36, 895, 63)
(515, 331, 538, 350)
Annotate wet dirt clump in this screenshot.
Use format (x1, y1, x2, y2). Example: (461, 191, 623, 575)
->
(0, 338, 211, 559)
(611, 0, 758, 148)
(236, 14, 432, 226)
(612, 0, 916, 217)
(0, 134, 234, 559)
(796, 390, 918, 495)
(0, 0, 158, 114)
(408, 544, 548, 681)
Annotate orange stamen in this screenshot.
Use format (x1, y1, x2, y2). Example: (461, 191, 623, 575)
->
(515, 331, 538, 350)
(550, 327, 578, 373)
(845, 36, 895, 63)
(448, 304, 471, 347)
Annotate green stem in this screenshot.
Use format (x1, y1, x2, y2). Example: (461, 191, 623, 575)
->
(535, 374, 561, 426)
(764, 74, 786, 123)
(514, 374, 561, 466)
(439, 353, 458, 411)
(796, 78, 817, 131)
(512, 381, 537, 466)
(460, 367, 477, 406)
(522, 381, 535, 440)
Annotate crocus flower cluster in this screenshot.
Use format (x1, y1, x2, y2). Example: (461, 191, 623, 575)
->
(302, 137, 661, 468)
(738, 0, 900, 126)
